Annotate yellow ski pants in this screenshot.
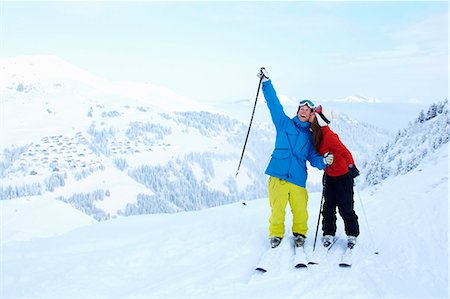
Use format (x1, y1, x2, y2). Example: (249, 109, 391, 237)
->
(268, 176, 309, 238)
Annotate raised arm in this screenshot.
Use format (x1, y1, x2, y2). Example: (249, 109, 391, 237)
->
(258, 68, 289, 130)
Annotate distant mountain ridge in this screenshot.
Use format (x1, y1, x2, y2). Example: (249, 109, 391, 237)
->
(0, 54, 210, 112)
(334, 94, 382, 103)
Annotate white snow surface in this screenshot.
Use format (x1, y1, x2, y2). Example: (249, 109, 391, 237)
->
(1, 195, 95, 243)
(2, 145, 448, 298)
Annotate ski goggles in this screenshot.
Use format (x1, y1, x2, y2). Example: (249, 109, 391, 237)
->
(298, 99, 315, 110)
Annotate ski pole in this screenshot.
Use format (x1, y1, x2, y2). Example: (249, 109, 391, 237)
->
(355, 186, 379, 255)
(313, 172, 327, 251)
(235, 76, 263, 178)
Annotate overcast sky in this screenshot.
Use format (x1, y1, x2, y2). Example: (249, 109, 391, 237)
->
(2, 1, 448, 104)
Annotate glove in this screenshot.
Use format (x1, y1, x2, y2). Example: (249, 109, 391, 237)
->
(257, 67, 270, 82)
(323, 152, 334, 166)
(348, 164, 360, 178)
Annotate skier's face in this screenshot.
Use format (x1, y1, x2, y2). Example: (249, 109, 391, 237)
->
(297, 105, 313, 122)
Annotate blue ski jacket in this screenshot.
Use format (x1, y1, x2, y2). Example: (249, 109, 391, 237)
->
(262, 80, 326, 187)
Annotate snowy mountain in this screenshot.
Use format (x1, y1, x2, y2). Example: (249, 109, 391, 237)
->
(2, 142, 447, 298)
(362, 99, 449, 187)
(1, 55, 210, 113)
(1, 55, 275, 220)
(334, 94, 382, 103)
(1, 55, 389, 220)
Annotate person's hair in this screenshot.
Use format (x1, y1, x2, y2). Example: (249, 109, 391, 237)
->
(311, 116, 323, 153)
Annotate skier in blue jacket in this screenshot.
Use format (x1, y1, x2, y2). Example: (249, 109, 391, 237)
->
(257, 67, 334, 249)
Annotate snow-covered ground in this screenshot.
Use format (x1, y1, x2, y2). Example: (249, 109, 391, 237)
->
(1, 145, 447, 298)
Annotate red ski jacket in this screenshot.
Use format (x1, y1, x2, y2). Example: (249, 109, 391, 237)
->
(318, 126, 355, 177)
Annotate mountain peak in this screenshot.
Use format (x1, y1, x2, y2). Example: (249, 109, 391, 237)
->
(0, 54, 102, 91)
(1, 54, 211, 112)
(335, 94, 382, 103)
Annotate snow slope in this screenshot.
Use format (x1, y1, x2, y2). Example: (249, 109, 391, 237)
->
(2, 145, 447, 298)
(1, 195, 95, 243)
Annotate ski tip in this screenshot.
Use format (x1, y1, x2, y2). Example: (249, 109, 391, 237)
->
(295, 264, 308, 269)
(339, 263, 352, 268)
(255, 267, 267, 273)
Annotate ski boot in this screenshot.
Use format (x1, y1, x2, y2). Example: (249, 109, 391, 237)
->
(293, 233, 306, 247)
(270, 237, 282, 248)
(322, 235, 336, 248)
(347, 236, 357, 249)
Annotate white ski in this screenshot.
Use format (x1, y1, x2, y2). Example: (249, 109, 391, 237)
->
(293, 243, 308, 268)
(339, 247, 354, 267)
(255, 238, 288, 273)
(308, 236, 338, 265)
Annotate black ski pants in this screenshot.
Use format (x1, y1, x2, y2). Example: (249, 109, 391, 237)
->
(322, 173, 360, 237)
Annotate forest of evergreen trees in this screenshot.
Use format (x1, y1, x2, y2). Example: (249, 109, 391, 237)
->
(363, 99, 449, 186)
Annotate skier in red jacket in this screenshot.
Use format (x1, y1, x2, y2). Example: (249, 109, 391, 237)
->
(309, 105, 360, 249)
